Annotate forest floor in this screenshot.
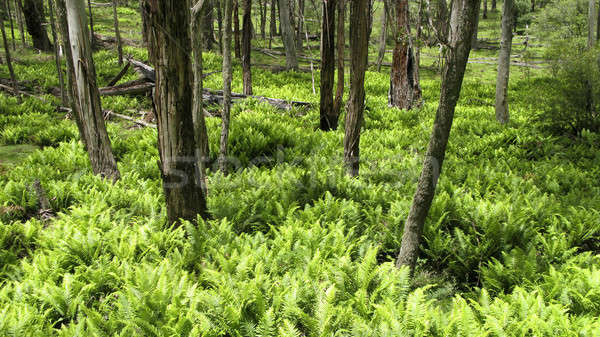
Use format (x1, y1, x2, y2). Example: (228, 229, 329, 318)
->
(1, 2, 599, 336)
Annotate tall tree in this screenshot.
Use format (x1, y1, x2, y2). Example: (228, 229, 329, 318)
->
(139, 0, 149, 46)
(376, 0, 389, 71)
(59, 0, 120, 181)
(220, 0, 233, 174)
(396, 0, 480, 271)
(259, 0, 266, 38)
(87, 0, 95, 47)
(588, 0, 597, 48)
(295, 0, 304, 51)
(1, 12, 19, 101)
(343, 0, 369, 177)
(389, 0, 422, 110)
(21, 0, 52, 51)
(242, 0, 252, 94)
(112, 0, 123, 65)
(483, 0, 487, 18)
(319, 0, 337, 130)
(278, 0, 298, 69)
(471, 3, 479, 49)
(491, 0, 495, 10)
(48, 0, 66, 105)
(5, 0, 16, 50)
(495, 0, 513, 124)
(233, 0, 241, 58)
(202, 0, 216, 51)
(16, 0, 25, 46)
(332, 0, 345, 118)
(144, 0, 208, 225)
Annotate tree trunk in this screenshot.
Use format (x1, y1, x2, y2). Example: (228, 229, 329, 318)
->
(495, 0, 512, 124)
(1, 13, 19, 101)
(270, 0, 277, 37)
(112, 0, 123, 65)
(48, 0, 66, 105)
(139, 0, 148, 46)
(16, 0, 25, 46)
(491, 0, 496, 10)
(296, 0, 304, 51)
(376, 0, 389, 72)
(343, 0, 369, 177)
(389, 0, 422, 110)
(434, 0, 450, 43)
(87, 0, 95, 48)
(202, 0, 216, 51)
(21, 0, 52, 51)
(220, 0, 233, 174)
(319, 0, 337, 131)
(6, 0, 16, 50)
(471, 5, 479, 49)
(64, 0, 120, 181)
(332, 0, 345, 117)
(144, 0, 208, 225)
(396, 0, 480, 271)
(588, 0, 597, 48)
(216, 1, 223, 51)
(234, 0, 241, 58)
(259, 0, 266, 39)
(278, 0, 298, 69)
(242, 0, 253, 94)
(483, 0, 487, 18)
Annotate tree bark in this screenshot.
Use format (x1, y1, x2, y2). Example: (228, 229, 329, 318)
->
(259, 0, 266, 38)
(202, 0, 216, 51)
(471, 3, 479, 49)
(389, 0, 422, 110)
(16, 0, 25, 46)
(87, 0, 95, 48)
(278, 0, 298, 69)
(21, 0, 52, 51)
(139, 0, 148, 46)
(491, 0, 495, 10)
(220, 0, 233, 174)
(5, 0, 16, 50)
(0, 13, 19, 102)
(332, 0, 345, 117)
(234, 0, 241, 58)
(112, 0, 123, 65)
(48, 0, 66, 106)
(216, 0, 223, 51)
(64, 0, 120, 181)
(343, 0, 369, 177)
(295, 0, 304, 51)
(483, 0, 487, 18)
(376, 0, 389, 72)
(588, 0, 597, 48)
(396, 0, 480, 271)
(242, 0, 253, 94)
(434, 0, 449, 43)
(144, 0, 208, 225)
(319, 0, 337, 131)
(495, 0, 512, 124)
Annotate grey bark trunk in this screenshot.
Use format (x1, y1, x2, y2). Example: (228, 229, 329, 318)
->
(202, 0, 216, 51)
(65, 0, 120, 181)
(1, 13, 19, 101)
(295, 0, 304, 51)
(6, 0, 16, 50)
(471, 5, 479, 49)
(319, 0, 337, 131)
(16, 0, 25, 46)
(343, 0, 369, 177)
(242, 0, 253, 94)
(48, 0, 66, 106)
(589, 0, 597, 48)
(22, 0, 52, 51)
(376, 0, 389, 72)
(144, 0, 208, 225)
(495, 0, 512, 124)
(220, 0, 233, 174)
(396, 0, 480, 271)
(87, 0, 95, 48)
(332, 0, 345, 117)
(112, 0, 123, 65)
(278, 0, 298, 70)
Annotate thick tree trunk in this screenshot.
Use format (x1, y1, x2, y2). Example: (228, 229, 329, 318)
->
(343, 0, 369, 177)
(47, 0, 66, 105)
(278, 0, 298, 69)
(589, 0, 597, 48)
(332, 0, 345, 117)
(22, 0, 52, 51)
(495, 0, 512, 124)
(319, 0, 337, 131)
(16, 0, 25, 46)
(434, 0, 449, 43)
(220, 0, 233, 174)
(389, 0, 422, 110)
(144, 0, 208, 225)
(242, 0, 253, 94)
(376, 0, 389, 72)
(234, 0, 241, 58)
(64, 0, 120, 181)
(202, 0, 216, 51)
(396, 0, 480, 271)
(1, 14, 19, 101)
(112, 0, 123, 65)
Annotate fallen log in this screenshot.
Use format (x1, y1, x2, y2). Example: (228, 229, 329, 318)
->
(99, 79, 154, 96)
(105, 110, 157, 128)
(203, 88, 312, 111)
(128, 58, 155, 82)
(107, 62, 131, 86)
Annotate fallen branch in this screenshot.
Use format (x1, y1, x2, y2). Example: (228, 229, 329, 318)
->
(107, 62, 131, 86)
(105, 110, 156, 128)
(99, 79, 154, 96)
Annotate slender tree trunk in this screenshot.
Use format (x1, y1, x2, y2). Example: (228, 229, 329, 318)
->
(471, 5, 479, 49)
(589, 0, 597, 48)
(296, 0, 304, 51)
(319, 0, 337, 131)
(531, 0, 535, 12)
(332, 0, 345, 117)
(144, 0, 208, 225)
(415, 0, 423, 81)
(396, 0, 480, 271)
(22, 0, 52, 51)
(1, 14, 19, 102)
(202, 0, 216, 51)
(269, 0, 276, 47)
(48, 0, 66, 106)
(491, 0, 496, 10)
(16, 0, 25, 46)
(112, 0, 123, 65)
(495, 0, 512, 124)
(216, 1, 223, 51)
(87, 0, 95, 48)
(234, 0, 241, 58)
(220, 0, 233, 174)
(139, 0, 148, 46)
(597, 0, 600, 43)
(259, 0, 266, 39)
(483, 0, 487, 18)
(242, 0, 253, 94)
(278, 0, 298, 69)
(389, 0, 422, 110)
(343, 0, 369, 177)
(64, 0, 120, 181)
(5, 0, 16, 50)
(434, 0, 450, 43)
(376, 0, 389, 72)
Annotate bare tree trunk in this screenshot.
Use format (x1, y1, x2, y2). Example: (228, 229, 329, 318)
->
(234, 0, 241, 58)
(242, 0, 253, 94)
(495, 0, 512, 124)
(64, 0, 120, 181)
(296, 0, 304, 51)
(87, 0, 95, 48)
(483, 0, 487, 18)
(343, 0, 369, 177)
(415, 0, 423, 80)
(434, 0, 450, 42)
(139, 0, 148, 46)
(589, 0, 597, 48)
(1, 14, 19, 102)
(396, 0, 480, 271)
(216, 1, 223, 51)
(144, 0, 208, 225)
(259, 0, 266, 39)
(389, 0, 422, 110)
(202, 0, 216, 51)
(5, 0, 16, 50)
(22, 0, 52, 51)
(491, 0, 496, 10)
(376, 0, 389, 72)
(319, 0, 337, 131)
(597, 0, 600, 43)
(471, 5, 479, 49)
(332, 0, 345, 117)
(278, 0, 298, 69)
(112, 0, 123, 65)
(16, 0, 25, 46)
(269, 0, 276, 47)
(220, 0, 233, 174)
(48, 0, 66, 105)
